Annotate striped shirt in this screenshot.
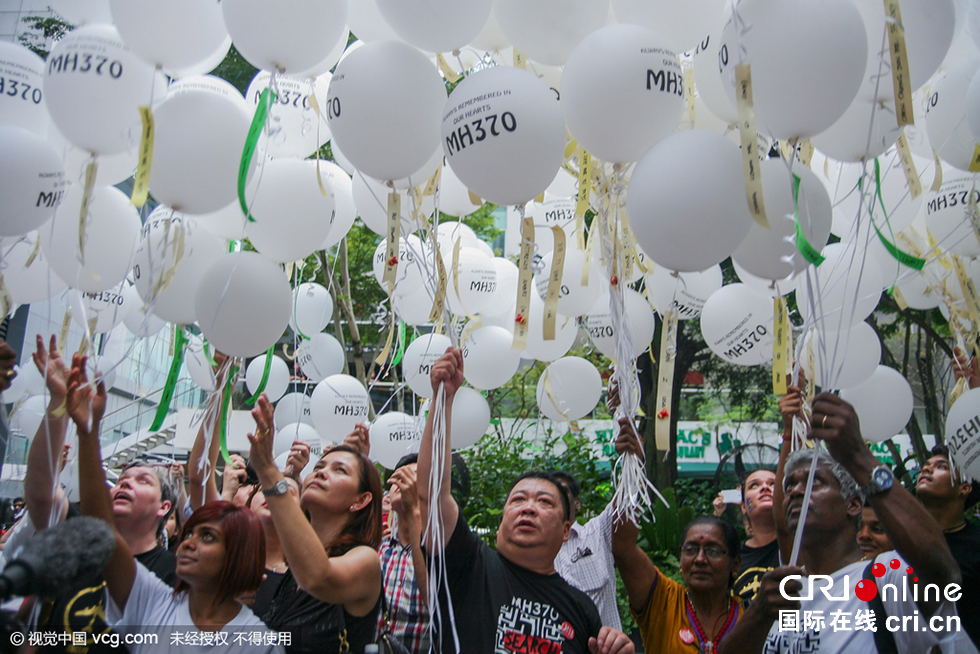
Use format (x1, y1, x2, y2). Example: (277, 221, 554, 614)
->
(554, 502, 623, 630)
(379, 536, 430, 654)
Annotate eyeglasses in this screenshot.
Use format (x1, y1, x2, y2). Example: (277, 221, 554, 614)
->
(680, 544, 728, 560)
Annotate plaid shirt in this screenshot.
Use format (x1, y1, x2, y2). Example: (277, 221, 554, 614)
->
(554, 502, 622, 630)
(379, 536, 430, 654)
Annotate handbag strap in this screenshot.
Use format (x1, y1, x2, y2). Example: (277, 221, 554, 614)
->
(863, 561, 898, 654)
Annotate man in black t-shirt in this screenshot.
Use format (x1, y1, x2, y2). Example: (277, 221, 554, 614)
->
(15, 336, 179, 654)
(916, 444, 980, 647)
(417, 348, 634, 654)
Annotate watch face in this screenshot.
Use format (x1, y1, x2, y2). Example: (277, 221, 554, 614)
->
(872, 467, 893, 489)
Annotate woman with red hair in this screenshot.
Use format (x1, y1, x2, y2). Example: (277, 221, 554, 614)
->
(66, 356, 281, 654)
(248, 395, 384, 653)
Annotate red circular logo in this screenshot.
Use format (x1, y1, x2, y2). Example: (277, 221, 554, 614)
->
(855, 579, 878, 601)
(679, 629, 695, 645)
(561, 622, 575, 641)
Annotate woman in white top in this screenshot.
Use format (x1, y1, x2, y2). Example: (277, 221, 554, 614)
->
(66, 354, 282, 654)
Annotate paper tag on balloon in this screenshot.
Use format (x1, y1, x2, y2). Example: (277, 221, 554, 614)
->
(152, 217, 186, 300)
(806, 334, 816, 406)
(543, 226, 566, 341)
(895, 132, 922, 199)
(24, 235, 41, 269)
(383, 192, 401, 288)
(513, 217, 535, 350)
(564, 134, 578, 160)
(735, 64, 769, 228)
(307, 93, 332, 198)
(950, 376, 968, 406)
(575, 147, 592, 218)
(240, 87, 275, 222)
(375, 302, 397, 366)
(0, 276, 11, 319)
(891, 284, 910, 310)
(931, 148, 944, 191)
(436, 53, 462, 83)
(866, 160, 926, 270)
(883, 0, 914, 126)
(927, 228, 953, 271)
(655, 310, 679, 453)
(896, 232, 925, 259)
(468, 190, 482, 206)
(542, 369, 571, 421)
(513, 48, 528, 70)
(773, 297, 788, 395)
(683, 64, 696, 127)
(969, 144, 980, 173)
(131, 106, 154, 208)
(58, 312, 71, 357)
(621, 214, 637, 283)
(430, 240, 449, 324)
(79, 160, 99, 265)
(798, 139, 815, 168)
(953, 255, 980, 334)
(582, 213, 599, 286)
(423, 165, 441, 197)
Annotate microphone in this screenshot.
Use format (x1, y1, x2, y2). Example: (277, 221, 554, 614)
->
(0, 516, 116, 600)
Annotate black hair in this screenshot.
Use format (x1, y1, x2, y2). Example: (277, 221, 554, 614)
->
(506, 471, 572, 522)
(928, 445, 980, 509)
(550, 471, 580, 502)
(680, 515, 741, 587)
(392, 453, 419, 472)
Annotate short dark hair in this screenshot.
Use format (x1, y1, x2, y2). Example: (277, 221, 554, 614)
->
(506, 472, 571, 522)
(928, 446, 980, 509)
(550, 471, 580, 502)
(680, 515, 741, 587)
(392, 453, 419, 471)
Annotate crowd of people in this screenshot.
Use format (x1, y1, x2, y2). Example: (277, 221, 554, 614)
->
(0, 335, 978, 654)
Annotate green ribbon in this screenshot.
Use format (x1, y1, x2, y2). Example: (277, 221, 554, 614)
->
(792, 174, 825, 266)
(219, 363, 238, 468)
(863, 159, 926, 271)
(201, 336, 216, 368)
(238, 88, 275, 223)
(392, 320, 407, 367)
(149, 328, 187, 432)
(245, 346, 275, 405)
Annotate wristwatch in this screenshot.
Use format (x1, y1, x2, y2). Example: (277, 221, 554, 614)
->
(263, 478, 290, 497)
(861, 465, 894, 497)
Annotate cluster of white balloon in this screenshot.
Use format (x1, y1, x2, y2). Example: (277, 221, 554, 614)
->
(3, 0, 980, 471)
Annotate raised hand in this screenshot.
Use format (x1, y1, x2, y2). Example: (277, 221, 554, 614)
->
(284, 440, 311, 478)
(953, 345, 980, 390)
(247, 394, 279, 484)
(0, 340, 16, 393)
(65, 354, 106, 436)
(344, 423, 370, 457)
(32, 335, 69, 400)
(430, 347, 464, 398)
(614, 417, 643, 458)
(388, 464, 420, 518)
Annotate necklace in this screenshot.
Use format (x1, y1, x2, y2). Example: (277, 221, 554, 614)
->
(685, 595, 736, 654)
(269, 559, 288, 573)
(944, 521, 967, 533)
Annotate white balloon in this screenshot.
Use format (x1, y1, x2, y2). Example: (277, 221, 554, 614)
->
(561, 24, 683, 163)
(245, 158, 336, 262)
(347, 0, 405, 43)
(296, 333, 345, 383)
(533, 246, 603, 318)
(372, 236, 427, 297)
(450, 247, 498, 316)
(840, 365, 913, 441)
(442, 66, 565, 206)
(0, 42, 48, 136)
(732, 161, 832, 280)
(185, 334, 217, 391)
(393, 276, 438, 327)
(802, 323, 881, 390)
(796, 243, 884, 331)
(6, 362, 45, 402)
(522, 294, 579, 362)
(718, 0, 867, 139)
(318, 163, 357, 250)
(10, 396, 48, 441)
(403, 333, 452, 398)
(968, 67, 980, 143)
(700, 284, 775, 366)
(527, 196, 576, 229)
(371, 412, 420, 469)
(484, 257, 519, 318)
(245, 354, 290, 403)
(584, 289, 655, 360)
(352, 172, 433, 236)
(377, 0, 493, 53)
(122, 284, 166, 337)
(69, 284, 130, 334)
(49, 123, 137, 187)
(628, 130, 752, 272)
(166, 37, 232, 79)
(132, 209, 226, 325)
(109, 0, 228, 71)
(733, 261, 798, 297)
(150, 90, 252, 214)
(811, 97, 904, 162)
(462, 325, 522, 390)
(289, 283, 334, 338)
(221, 0, 348, 73)
(645, 265, 723, 320)
(0, 232, 68, 304)
(245, 70, 331, 158)
(451, 387, 491, 448)
(275, 392, 313, 428)
(536, 356, 602, 421)
(438, 162, 483, 217)
(945, 387, 980, 480)
(274, 422, 320, 458)
(40, 185, 141, 292)
(0, 127, 65, 237)
(194, 251, 292, 358)
(611, 0, 726, 54)
(294, 27, 351, 78)
(166, 74, 249, 112)
(926, 58, 980, 172)
(693, 30, 737, 125)
(328, 41, 446, 181)
(495, 0, 609, 66)
(47, 0, 112, 24)
(311, 374, 371, 439)
(195, 200, 248, 242)
(894, 264, 943, 311)
(43, 24, 158, 155)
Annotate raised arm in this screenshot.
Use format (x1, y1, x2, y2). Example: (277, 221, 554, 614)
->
(389, 464, 428, 604)
(248, 395, 380, 615)
(812, 392, 958, 615)
(416, 347, 464, 552)
(68, 355, 137, 611)
(610, 422, 658, 615)
(187, 352, 228, 510)
(24, 336, 71, 529)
